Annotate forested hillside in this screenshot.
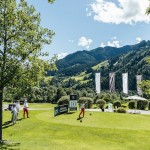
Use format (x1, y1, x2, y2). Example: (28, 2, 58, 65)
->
(97, 41, 150, 91)
(50, 40, 150, 93)
(49, 40, 149, 77)
(5, 41, 150, 103)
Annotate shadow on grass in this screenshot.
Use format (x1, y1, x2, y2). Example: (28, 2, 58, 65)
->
(2, 121, 12, 126)
(2, 124, 14, 129)
(63, 112, 75, 115)
(77, 117, 83, 120)
(2, 118, 25, 129)
(0, 140, 21, 150)
(17, 118, 25, 122)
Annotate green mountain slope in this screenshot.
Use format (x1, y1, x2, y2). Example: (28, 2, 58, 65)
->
(50, 40, 150, 92)
(93, 41, 150, 91)
(49, 40, 149, 77)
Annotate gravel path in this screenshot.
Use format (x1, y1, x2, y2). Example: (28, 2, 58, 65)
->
(86, 109, 150, 115)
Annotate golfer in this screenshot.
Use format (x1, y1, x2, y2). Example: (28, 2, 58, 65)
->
(11, 104, 17, 124)
(16, 101, 20, 120)
(23, 99, 29, 118)
(79, 101, 86, 118)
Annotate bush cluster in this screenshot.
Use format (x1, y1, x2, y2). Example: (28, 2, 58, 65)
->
(78, 97, 93, 108)
(113, 101, 121, 109)
(57, 96, 69, 105)
(96, 99, 106, 109)
(116, 107, 126, 113)
(128, 100, 135, 109)
(137, 100, 148, 110)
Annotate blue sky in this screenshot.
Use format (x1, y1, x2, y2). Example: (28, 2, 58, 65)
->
(26, 0, 150, 59)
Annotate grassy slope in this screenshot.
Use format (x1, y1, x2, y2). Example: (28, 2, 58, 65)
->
(92, 60, 109, 70)
(47, 61, 108, 85)
(66, 61, 108, 84)
(2, 103, 150, 150)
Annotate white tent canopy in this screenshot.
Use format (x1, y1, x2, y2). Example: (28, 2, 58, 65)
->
(124, 95, 147, 101)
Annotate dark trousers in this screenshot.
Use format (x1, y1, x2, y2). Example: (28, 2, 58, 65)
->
(79, 108, 85, 117)
(23, 108, 29, 118)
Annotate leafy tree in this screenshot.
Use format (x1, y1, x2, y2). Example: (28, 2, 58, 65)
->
(137, 100, 148, 110)
(54, 87, 66, 103)
(58, 95, 69, 105)
(113, 101, 121, 108)
(146, 1, 150, 15)
(140, 6, 150, 98)
(48, 0, 55, 3)
(96, 99, 106, 109)
(140, 80, 150, 97)
(0, 0, 56, 141)
(78, 97, 93, 108)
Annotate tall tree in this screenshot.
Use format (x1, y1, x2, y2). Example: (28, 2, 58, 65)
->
(141, 2, 150, 97)
(0, 0, 55, 141)
(146, 1, 150, 15)
(48, 0, 55, 3)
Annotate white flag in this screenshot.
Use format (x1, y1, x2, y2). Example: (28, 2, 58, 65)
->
(109, 73, 115, 93)
(95, 73, 101, 93)
(136, 75, 142, 96)
(122, 73, 128, 94)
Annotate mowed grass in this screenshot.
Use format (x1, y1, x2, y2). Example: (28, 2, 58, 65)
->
(2, 103, 150, 150)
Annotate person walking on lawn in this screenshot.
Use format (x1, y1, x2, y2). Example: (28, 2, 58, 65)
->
(23, 99, 29, 118)
(16, 101, 20, 120)
(79, 101, 87, 118)
(11, 104, 17, 124)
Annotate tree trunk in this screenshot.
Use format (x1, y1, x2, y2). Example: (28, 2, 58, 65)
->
(0, 86, 4, 141)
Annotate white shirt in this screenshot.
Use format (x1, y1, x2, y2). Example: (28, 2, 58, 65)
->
(81, 103, 85, 108)
(24, 101, 28, 108)
(16, 102, 20, 110)
(11, 106, 17, 113)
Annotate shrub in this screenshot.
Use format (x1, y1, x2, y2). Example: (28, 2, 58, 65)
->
(78, 97, 93, 108)
(58, 96, 69, 106)
(137, 100, 148, 110)
(96, 99, 106, 109)
(116, 107, 126, 113)
(113, 101, 121, 109)
(121, 104, 127, 108)
(128, 100, 135, 109)
(149, 102, 150, 110)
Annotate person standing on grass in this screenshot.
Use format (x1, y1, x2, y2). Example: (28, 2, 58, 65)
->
(11, 104, 17, 124)
(23, 99, 29, 118)
(16, 101, 20, 120)
(79, 101, 86, 118)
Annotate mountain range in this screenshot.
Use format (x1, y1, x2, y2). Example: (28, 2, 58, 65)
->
(48, 40, 150, 79)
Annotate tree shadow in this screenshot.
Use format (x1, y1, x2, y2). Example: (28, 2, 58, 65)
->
(2, 121, 12, 126)
(2, 118, 25, 129)
(0, 140, 21, 150)
(2, 124, 14, 129)
(17, 118, 25, 122)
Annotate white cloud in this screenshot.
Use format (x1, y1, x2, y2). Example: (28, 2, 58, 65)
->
(107, 40, 120, 47)
(100, 42, 106, 48)
(68, 40, 74, 43)
(100, 37, 121, 48)
(136, 37, 142, 43)
(86, 8, 92, 16)
(112, 36, 117, 40)
(78, 37, 93, 49)
(57, 52, 68, 60)
(88, 0, 150, 24)
(87, 12, 92, 17)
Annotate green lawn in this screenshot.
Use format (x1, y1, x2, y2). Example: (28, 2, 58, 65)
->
(1, 103, 150, 150)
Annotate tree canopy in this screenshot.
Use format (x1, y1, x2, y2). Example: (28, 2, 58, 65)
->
(0, 0, 56, 141)
(48, 0, 55, 4)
